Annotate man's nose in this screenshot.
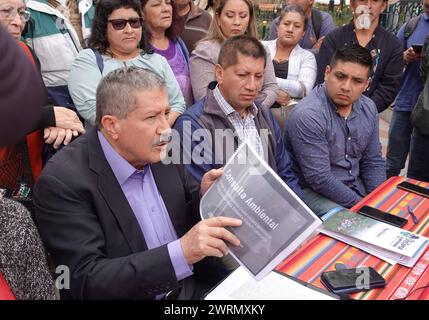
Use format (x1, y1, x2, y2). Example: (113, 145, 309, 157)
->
(160, 113, 171, 131)
(341, 78, 352, 92)
(244, 76, 257, 91)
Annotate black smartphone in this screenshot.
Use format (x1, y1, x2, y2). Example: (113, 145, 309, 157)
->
(357, 205, 407, 228)
(412, 44, 423, 54)
(397, 181, 429, 198)
(321, 267, 386, 295)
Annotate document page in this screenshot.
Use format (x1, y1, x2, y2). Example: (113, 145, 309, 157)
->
(200, 142, 321, 280)
(205, 267, 337, 300)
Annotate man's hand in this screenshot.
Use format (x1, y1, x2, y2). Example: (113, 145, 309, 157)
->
(200, 168, 223, 196)
(180, 216, 242, 265)
(404, 47, 421, 64)
(53, 106, 85, 134)
(44, 127, 77, 149)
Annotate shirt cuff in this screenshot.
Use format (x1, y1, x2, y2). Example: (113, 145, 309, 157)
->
(167, 240, 193, 281)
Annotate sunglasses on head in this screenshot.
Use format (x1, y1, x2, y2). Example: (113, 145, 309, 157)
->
(108, 17, 143, 30)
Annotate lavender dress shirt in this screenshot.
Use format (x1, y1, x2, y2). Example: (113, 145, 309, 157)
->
(98, 131, 193, 283)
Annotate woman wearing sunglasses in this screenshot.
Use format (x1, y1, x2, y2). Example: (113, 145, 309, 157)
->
(68, 0, 186, 128)
(142, 0, 193, 107)
(189, 0, 278, 109)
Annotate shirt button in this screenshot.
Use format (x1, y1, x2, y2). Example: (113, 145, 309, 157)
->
(349, 170, 352, 175)
(345, 154, 348, 159)
(348, 137, 351, 141)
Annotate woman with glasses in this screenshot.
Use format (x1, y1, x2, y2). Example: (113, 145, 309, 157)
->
(189, 0, 278, 109)
(68, 0, 185, 127)
(142, 0, 193, 107)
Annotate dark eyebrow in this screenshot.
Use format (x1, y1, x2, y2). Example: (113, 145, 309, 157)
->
(334, 71, 347, 77)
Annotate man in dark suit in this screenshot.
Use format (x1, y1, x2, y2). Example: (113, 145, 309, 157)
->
(33, 66, 241, 300)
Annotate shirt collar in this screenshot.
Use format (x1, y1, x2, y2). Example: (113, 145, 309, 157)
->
(213, 85, 258, 117)
(98, 131, 146, 185)
(423, 12, 429, 21)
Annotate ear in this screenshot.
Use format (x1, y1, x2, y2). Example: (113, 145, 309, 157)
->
(365, 77, 371, 92)
(215, 64, 224, 85)
(101, 115, 121, 140)
(380, 0, 388, 13)
(324, 65, 331, 82)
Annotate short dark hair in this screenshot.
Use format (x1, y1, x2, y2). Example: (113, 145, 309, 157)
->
(87, 0, 152, 55)
(329, 44, 373, 75)
(217, 35, 267, 69)
(277, 4, 308, 31)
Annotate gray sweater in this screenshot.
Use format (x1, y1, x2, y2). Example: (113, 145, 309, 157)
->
(189, 39, 279, 109)
(0, 198, 56, 299)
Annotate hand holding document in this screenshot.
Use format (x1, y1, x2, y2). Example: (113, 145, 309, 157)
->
(200, 142, 321, 280)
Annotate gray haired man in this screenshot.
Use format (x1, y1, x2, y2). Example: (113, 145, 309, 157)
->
(33, 66, 241, 300)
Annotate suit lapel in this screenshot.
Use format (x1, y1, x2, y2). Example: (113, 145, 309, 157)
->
(151, 162, 189, 237)
(87, 130, 147, 252)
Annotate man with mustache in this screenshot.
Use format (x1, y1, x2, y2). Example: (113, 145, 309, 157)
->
(33, 66, 242, 300)
(316, 0, 403, 113)
(285, 45, 386, 214)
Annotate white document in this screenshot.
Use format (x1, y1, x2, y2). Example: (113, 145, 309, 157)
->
(205, 266, 338, 300)
(200, 142, 321, 280)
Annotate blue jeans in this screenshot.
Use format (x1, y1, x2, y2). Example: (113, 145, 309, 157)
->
(301, 188, 342, 218)
(407, 129, 429, 183)
(386, 111, 413, 178)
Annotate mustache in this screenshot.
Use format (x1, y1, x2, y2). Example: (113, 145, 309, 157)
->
(153, 132, 172, 146)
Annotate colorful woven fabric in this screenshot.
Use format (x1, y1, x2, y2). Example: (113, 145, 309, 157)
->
(276, 176, 429, 300)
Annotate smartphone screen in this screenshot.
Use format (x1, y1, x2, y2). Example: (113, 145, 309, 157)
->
(412, 44, 423, 54)
(321, 267, 386, 294)
(397, 181, 429, 198)
(357, 205, 407, 228)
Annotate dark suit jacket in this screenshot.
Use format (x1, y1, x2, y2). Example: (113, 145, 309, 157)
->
(33, 128, 203, 299)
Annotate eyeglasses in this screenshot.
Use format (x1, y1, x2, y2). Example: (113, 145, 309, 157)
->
(108, 18, 143, 30)
(0, 7, 31, 22)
